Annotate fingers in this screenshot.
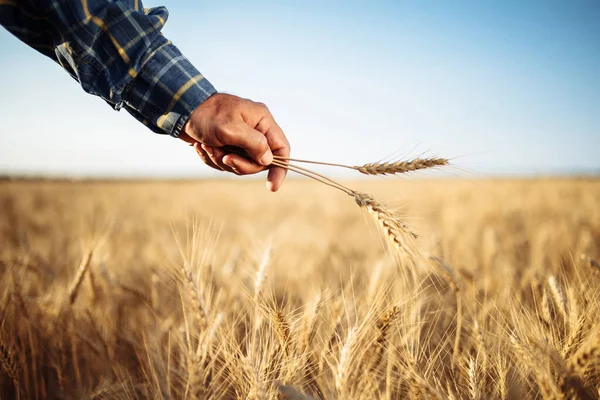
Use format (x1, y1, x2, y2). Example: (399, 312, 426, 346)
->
(193, 143, 227, 173)
(263, 120, 291, 192)
(267, 157, 288, 192)
(200, 144, 238, 174)
(218, 124, 273, 166)
(222, 153, 266, 175)
(249, 102, 290, 191)
(202, 144, 266, 175)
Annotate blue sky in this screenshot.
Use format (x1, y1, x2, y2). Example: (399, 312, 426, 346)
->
(1, 0, 599, 177)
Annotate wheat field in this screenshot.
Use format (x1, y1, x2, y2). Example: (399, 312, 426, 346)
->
(1, 177, 599, 399)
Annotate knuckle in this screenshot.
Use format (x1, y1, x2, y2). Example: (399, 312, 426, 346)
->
(255, 102, 271, 115)
(272, 135, 290, 153)
(254, 134, 268, 151)
(256, 133, 267, 144)
(254, 117, 269, 132)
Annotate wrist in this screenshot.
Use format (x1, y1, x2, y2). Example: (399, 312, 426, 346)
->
(181, 91, 220, 141)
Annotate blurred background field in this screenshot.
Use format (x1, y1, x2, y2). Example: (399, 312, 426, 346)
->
(1, 177, 599, 399)
(2, 178, 599, 278)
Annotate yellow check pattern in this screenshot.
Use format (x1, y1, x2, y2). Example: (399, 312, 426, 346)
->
(0, 0, 216, 137)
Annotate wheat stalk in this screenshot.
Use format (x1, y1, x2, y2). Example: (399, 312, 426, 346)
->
(197, 312, 224, 360)
(254, 245, 271, 304)
(270, 153, 449, 253)
(271, 160, 419, 252)
(10, 270, 30, 321)
(273, 155, 448, 175)
(301, 293, 322, 352)
(429, 256, 462, 361)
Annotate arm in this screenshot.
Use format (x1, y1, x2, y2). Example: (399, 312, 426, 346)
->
(0, 0, 215, 136)
(0, 0, 290, 190)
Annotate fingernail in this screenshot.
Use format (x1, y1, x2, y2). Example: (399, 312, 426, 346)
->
(223, 157, 237, 169)
(259, 151, 273, 166)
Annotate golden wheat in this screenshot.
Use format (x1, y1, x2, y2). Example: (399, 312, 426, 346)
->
(273, 155, 448, 175)
(0, 178, 598, 399)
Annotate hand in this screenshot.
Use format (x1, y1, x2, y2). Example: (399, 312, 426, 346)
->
(179, 93, 291, 192)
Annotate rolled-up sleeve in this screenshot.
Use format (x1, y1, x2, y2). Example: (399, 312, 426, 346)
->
(0, 0, 217, 137)
(121, 34, 216, 137)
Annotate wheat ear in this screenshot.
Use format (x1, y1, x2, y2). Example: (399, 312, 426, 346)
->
(254, 245, 271, 304)
(548, 276, 567, 322)
(468, 357, 481, 400)
(181, 261, 208, 331)
(68, 249, 93, 304)
(353, 191, 419, 240)
(568, 328, 600, 376)
(336, 326, 357, 396)
(369, 305, 400, 371)
(272, 310, 292, 357)
(0, 340, 19, 392)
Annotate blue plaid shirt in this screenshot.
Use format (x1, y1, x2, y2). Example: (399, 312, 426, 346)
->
(0, 0, 217, 137)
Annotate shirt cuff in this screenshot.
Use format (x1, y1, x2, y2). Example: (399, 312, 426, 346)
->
(122, 35, 217, 138)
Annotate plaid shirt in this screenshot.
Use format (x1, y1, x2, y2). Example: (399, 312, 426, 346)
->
(0, 0, 217, 137)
